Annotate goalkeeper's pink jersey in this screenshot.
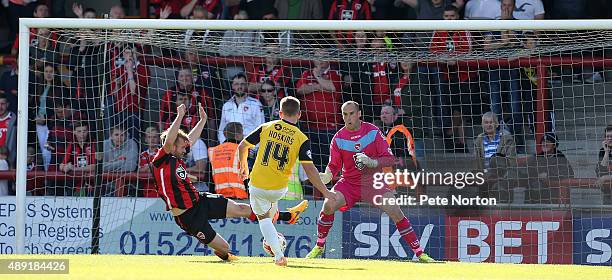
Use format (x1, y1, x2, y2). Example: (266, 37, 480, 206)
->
(328, 121, 397, 185)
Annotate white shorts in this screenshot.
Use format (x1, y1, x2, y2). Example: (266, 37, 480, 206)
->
(249, 185, 287, 216)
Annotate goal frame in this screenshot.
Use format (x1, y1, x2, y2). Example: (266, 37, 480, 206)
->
(15, 18, 612, 254)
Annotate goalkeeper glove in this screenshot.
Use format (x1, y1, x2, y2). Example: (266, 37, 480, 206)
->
(354, 153, 378, 169)
(319, 167, 333, 185)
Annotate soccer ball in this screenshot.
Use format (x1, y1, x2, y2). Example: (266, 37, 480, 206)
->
(262, 232, 287, 257)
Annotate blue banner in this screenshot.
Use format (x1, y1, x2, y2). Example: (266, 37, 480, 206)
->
(342, 207, 445, 260)
(573, 215, 612, 265)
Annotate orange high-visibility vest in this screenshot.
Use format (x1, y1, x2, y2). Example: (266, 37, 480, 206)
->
(384, 124, 417, 189)
(208, 142, 248, 199)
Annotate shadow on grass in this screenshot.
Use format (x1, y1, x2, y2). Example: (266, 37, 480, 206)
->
(286, 265, 366, 271)
(187, 260, 367, 270)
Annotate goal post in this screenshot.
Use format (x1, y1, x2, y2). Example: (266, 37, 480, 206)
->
(13, 18, 612, 261)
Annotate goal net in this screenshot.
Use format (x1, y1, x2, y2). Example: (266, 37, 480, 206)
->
(6, 19, 612, 264)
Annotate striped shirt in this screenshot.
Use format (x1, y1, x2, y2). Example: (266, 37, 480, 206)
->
(152, 148, 199, 211)
(483, 131, 501, 168)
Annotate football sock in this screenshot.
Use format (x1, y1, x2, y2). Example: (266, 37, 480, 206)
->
(316, 212, 335, 247)
(259, 218, 284, 260)
(396, 217, 423, 257)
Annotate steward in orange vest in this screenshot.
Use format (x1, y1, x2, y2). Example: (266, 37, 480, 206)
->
(379, 105, 419, 189)
(208, 122, 248, 199)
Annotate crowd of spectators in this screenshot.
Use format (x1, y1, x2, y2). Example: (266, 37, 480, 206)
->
(0, 1, 610, 203)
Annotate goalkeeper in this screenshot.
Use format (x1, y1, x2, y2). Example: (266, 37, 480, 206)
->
(306, 101, 435, 262)
(151, 103, 307, 261)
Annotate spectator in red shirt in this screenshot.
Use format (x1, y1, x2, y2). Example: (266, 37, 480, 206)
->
(46, 101, 78, 173)
(328, 0, 372, 47)
(58, 120, 96, 196)
(0, 95, 16, 168)
(110, 46, 149, 141)
(341, 35, 395, 122)
(182, 50, 224, 115)
(429, 5, 474, 153)
(393, 61, 414, 107)
(161, 67, 217, 144)
(296, 49, 342, 170)
(26, 146, 45, 196)
(11, 3, 50, 56)
(248, 45, 291, 97)
(165, 92, 201, 131)
(368, 38, 395, 116)
(138, 126, 161, 198)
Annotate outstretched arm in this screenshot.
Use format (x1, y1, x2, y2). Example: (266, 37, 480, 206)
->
(162, 104, 186, 153)
(188, 103, 208, 146)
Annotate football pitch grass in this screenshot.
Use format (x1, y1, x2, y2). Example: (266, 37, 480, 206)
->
(0, 255, 609, 280)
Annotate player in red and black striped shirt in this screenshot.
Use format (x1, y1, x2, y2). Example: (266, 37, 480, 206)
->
(152, 103, 307, 261)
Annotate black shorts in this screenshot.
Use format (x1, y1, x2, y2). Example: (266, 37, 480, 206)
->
(174, 192, 228, 244)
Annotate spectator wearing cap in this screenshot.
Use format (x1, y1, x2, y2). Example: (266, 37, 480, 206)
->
(523, 132, 574, 203)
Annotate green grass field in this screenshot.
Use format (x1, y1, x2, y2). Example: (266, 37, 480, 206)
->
(0, 255, 609, 280)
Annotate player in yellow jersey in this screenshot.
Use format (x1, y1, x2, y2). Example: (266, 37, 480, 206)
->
(238, 96, 336, 266)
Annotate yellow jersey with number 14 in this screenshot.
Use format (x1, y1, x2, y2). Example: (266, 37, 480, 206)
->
(244, 119, 313, 190)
